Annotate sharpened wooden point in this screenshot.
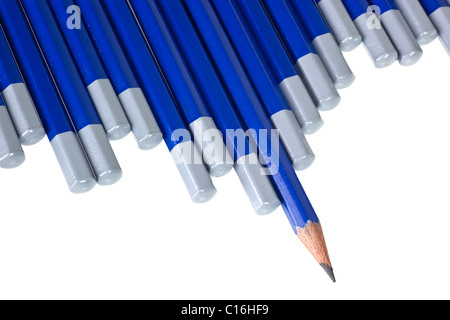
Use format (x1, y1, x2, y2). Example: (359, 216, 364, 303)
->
(297, 222, 335, 282)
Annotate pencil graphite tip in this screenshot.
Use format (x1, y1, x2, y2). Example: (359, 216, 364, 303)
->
(297, 222, 334, 282)
(320, 263, 336, 283)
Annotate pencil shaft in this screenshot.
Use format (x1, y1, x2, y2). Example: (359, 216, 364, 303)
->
(48, 0, 131, 141)
(0, 25, 44, 146)
(185, 0, 320, 229)
(394, 0, 438, 45)
(212, 0, 316, 171)
(157, 0, 280, 214)
(123, 0, 233, 177)
(342, 0, 399, 67)
(315, 0, 362, 51)
(22, 0, 122, 186)
(102, 0, 216, 203)
(0, 0, 96, 192)
(0, 96, 25, 169)
(75, 0, 162, 150)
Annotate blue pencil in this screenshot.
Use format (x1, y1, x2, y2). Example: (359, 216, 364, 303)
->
(118, 0, 233, 178)
(0, 0, 96, 193)
(211, 0, 317, 170)
(314, 0, 363, 51)
(184, 0, 335, 282)
(0, 92, 25, 169)
(261, 0, 343, 115)
(154, 0, 281, 215)
(48, 0, 131, 141)
(0, 25, 44, 146)
(235, 0, 339, 111)
(75, 0, 162, 151)
(95, 0, 216, 203)
(22, 0, 122, 186)
(342, 0, 399, 68)
(419, 0, 450, 55)
(231, 0, 327, 120)
(369, 0, 423, 66)
(287, 0, 355, 88)
(393, 0, 438, 45)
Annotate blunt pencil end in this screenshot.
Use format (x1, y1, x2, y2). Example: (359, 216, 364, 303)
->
(297, 222, 334, 281)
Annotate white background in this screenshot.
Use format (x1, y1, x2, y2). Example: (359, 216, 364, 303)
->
(1, 35, 450, 300)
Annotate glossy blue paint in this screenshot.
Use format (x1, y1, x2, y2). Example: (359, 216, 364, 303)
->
(100, 0, 190, 151)
(0, 0, 73, 141)
(76, 0, 139, 95)
(185, 0, 320, 230)
(0, 26, 24, 92)
(48, 0, 108, 87)
(234, 0, 298, 85)
(419, 0, 449, 15)
(156, 0, 252, 161)
(342, 0, 372, 21)
(369, 0, 396, 14)
(262, 0, 317, 61)
(22, 0, 101, 132)
(289, 0, 330, 40)
(212, 0, 290, 117)
(122, 0, 210, 125)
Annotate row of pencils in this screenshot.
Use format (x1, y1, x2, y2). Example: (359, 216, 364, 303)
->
(0, 0, 449, 282)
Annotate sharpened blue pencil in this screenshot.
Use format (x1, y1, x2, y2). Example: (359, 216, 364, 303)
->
(184, 0, 335, 282)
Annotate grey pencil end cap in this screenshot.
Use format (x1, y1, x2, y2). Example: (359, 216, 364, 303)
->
(335, 73, 356, 90)
(373, 51, 399, 69)
(340, 35, 363, 52)
(87, 79, 131, 141)
(106, 123, 132, 141)
(235, 153, 281, 215)
(51, 131, 97, 194)
(19, 127, 46, 146)
(191, 187, 218, 204)
(293, 154, 315, 171)
(97, 168, 123, 186)
(78, 124, 122, 187)
(417, 29, 439, 45)
(399, 49, 423, 67)
(138, 132, 164, 151)
(69, 177, 98, 194)
(209, 162, 234, 179)
(0, 151, 25, 169)
(190, 117, 234, 178)
(317, 95, 341, 112)
(302, 118, 324, 135)
(171, 141, 217, 204)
